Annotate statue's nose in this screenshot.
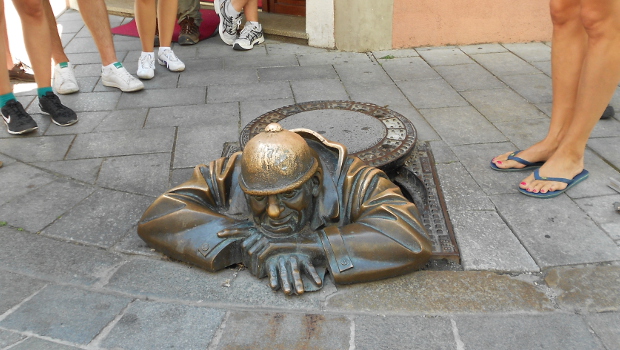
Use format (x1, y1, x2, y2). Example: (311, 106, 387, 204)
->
(266, 195, 283, 218)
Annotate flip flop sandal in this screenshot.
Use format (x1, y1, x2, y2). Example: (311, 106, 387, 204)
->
(490, 150, 545, 172)
(518, 169, 590, 199)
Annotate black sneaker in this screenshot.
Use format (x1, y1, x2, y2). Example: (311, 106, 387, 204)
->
(1, 99, 38, 135)
(38, 91, 78, 126)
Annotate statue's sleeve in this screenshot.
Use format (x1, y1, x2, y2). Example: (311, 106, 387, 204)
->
(137, 152, 246, 271)
(318, 158, 432, 284)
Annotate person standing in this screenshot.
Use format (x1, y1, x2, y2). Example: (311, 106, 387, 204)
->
(214, 0, 264, 51)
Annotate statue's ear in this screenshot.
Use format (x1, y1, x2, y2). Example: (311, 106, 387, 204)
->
(311, 172, 321, 197)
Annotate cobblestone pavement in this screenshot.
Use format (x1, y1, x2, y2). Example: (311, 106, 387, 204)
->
(1, 9, 620, 350)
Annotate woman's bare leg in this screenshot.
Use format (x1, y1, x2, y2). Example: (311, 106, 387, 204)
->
(135, 0, 156, 52)
(156, 0, 178, 48)
(12, 0, 51, 89)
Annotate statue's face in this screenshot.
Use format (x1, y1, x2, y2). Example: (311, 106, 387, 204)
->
(246, 176, 319, 237)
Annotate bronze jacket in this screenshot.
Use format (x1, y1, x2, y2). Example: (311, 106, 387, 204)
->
(138, 135, 432, 284)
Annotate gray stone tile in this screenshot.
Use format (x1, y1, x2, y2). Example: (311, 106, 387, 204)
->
(266, 42, 328, 56)
(170, 167, 195, 187)
(0, 329, 26, 349)
(28, 91, 122, 113)
(0, 285, 131, 345)
(399, 79, 469, 109)
(435, 162, 496, 212)
(94, 108, 148, 132)
(179, 67, 258, 87)
(450, 210, 539, 272)
(380, 57, 441, 81)
(373, 48, 420, 58)
(74, 76, 100, 93)
(7, 337, 81, 350)
(0, 162, 57, 207)
(0, 270, 47, 314)
(354, 315, 455, 350)
(567, 149, 620, 198)
(290, 79, 349, 102)
(148, 102, 240, 129)
(44, 111, 110, 135)
(31, 159, 103, 184)
(101, 300, 225, 350)
(56, 18, 85, 33)
(461, 88, 548, 123)
(215, 312, 350, 350)
(223, 54, 299, 69)
(327, 271, 553, 313)
(451, 142, 530, 196)
(112, 227, 162, 257)
(0, 178, 95, 233)
(386, 104, 441, 141)
(493, 118, 550, 150)
(586, 312, 620, 350)
(66, 127, 175, 159)
(297, 51, 371, 66)
(0, 227, 124, 285)
(546, 266, 620, 313)
(472, 52, 540, 76)
(97, 153, 171, 197)
(575, 194, 620, 240)
(240, 98, 295, 126)
(179, 57, 223, 72)
(588, 137, 620, 169)
(57, 9, 83, 21)
(459, 43, 508, 55)
(435, 63, 506, 91)
(419, 106, 506, 145)
(63, 37, 99, 54)
(417, 47, 475, 66)
(503, 42, 551, 62)
(591, 115, 620, 138)
(174, 124, 238, 168)
(65, 52, 104, 65)
(0, 135, 74, 162)
(333, 62, 393, 87)
(42, 189, 152, 248)
(347, 84, 411, 108)
(428, 140, 458, 164)
(454, 314, 604, 350)
(73, 63, 103, 77)
(198, 40, 267, 60)
(259, 65, 338, 82)
(117, 87, 206, 109)
(490, 193, 620, 268)
(208, 81, 292, 103)
(531, 60, 552, 76)
(499, 73, 553, 104)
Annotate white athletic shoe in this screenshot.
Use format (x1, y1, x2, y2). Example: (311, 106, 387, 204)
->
(101, 62, 144, 92)
(214, 0, 242, 45)
(53, 62, 79, 94)
(234, 22, 265, 51)
(157, 48, 185, 72)
(137, 52, 155, 79)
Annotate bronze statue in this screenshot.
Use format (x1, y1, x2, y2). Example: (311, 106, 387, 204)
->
(138, 123, 432, 295)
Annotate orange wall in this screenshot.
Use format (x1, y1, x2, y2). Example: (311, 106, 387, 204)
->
(393, 0, 552, 48)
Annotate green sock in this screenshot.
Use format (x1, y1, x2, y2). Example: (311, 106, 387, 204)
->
(0, 92, 16, 108)
(37, 87, 53, 98)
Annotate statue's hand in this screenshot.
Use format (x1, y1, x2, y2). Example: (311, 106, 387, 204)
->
(266, 254, 323, 295)
(216, 223, 256, 239)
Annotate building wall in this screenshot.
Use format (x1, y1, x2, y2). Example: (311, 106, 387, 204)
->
(334, 0, 393, 52)
(392, 0, 552, 48)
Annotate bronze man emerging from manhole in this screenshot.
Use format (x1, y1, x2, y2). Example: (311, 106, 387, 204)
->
(138, 123, 432, 295)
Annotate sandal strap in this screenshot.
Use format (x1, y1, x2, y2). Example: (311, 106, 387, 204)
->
(507, 151, 540, 167)
(533, 169, 573, 184)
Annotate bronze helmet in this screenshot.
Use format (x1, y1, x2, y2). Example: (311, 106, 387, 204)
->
(239, 123, 319, 195)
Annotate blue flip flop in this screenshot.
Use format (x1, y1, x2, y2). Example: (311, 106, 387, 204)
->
(519, 169, 590, 198)
(490, 151, 545, 172)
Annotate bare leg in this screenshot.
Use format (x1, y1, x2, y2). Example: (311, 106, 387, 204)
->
(76, 0, 118, 66)
(157, 0, 178, 47)
(492, 0, 587, 170)
(42, 0, 69, 64)
(0, 3, 12, 95)
(233, 0, 258, 22)
(135, 0, 156, 52)
(12, 0, 51, 89)
(1, 18, 13, 70)
(521, 0, 620, 193)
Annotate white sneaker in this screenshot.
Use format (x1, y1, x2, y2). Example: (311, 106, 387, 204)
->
(53, 62, 79, 95)
(214, 0, 242, 45)
(234, 22, 265, 51)
(157, 48, 185, 72)
(101, 62, 144, 92)
(137, 52, 155, 79)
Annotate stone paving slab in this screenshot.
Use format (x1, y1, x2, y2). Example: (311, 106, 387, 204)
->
(419, 106, 507, 145)
(499, 73, 553, 104)
(453, 314, 605, 350)
(326, 271, 553, 313)
(0, 227, 124, 285)
(435, 63, 506, 92)
(379, 57, 441, 81)
(417, 47, 475, 66)
(588, 136, 620, 169)
(435, 162, 496, 212)
(175, 124, 239, 168)
(258, 65, 339, 82)
(461, 88, 549, 123)
(93, 108, 148, 132)
(586, 312, 620, 350)
(0, 162, 58, 207)
(117, 87, 206, 109)
(0, 135, 74, 162)
(0, 270, 47, 315)
(214, 311, 351, 350)
(44, 111, 111, 136)
(472, 52, 541, 77)
(208, 81, 293, 103)
(347, 84, 412, 108)
(100, 300, 225, 350)
(398, 79, 469, 109)
(545, 266, 620, 313)
(0, 285, 131, 345)
(574, 194, 620, 240)
(290, 79, 350, 102)
(96, 153, 171, 197)
(5, 337, 81, 350)
(31, 158, 103, 184)
(0, 329, 26, 349)
(503, 42, 552, 62)
(333, 62, 394, 87)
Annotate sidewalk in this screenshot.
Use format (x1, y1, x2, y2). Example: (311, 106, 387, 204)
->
(1, 9, 619, 350)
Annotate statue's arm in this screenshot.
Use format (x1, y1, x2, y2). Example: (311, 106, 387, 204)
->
(320, 160, 432, 284)
(137, 154, 246, 271)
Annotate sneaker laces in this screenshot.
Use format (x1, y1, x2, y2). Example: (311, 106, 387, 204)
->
(139, 54, 155, 70)
(180, 16, 198, 35)
(222, 3, 242, 35)
(239, 23, 257, 40)
(3, 100, 32, 127)
(160, 49, 181, 63)
(56, 65, 76, 82)
(42, 92, 65, 110)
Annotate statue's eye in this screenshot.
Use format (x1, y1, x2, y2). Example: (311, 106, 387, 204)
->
(253, 195, 265, 201)
(282, 190, 296, 199)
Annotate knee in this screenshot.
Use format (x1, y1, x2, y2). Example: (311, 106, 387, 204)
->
(13, 0, 45, 20)
(549, 0, 580, 26)
(580, 5, 615, 38)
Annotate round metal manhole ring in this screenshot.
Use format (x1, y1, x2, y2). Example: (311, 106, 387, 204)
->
(240, 100, 417, 169)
